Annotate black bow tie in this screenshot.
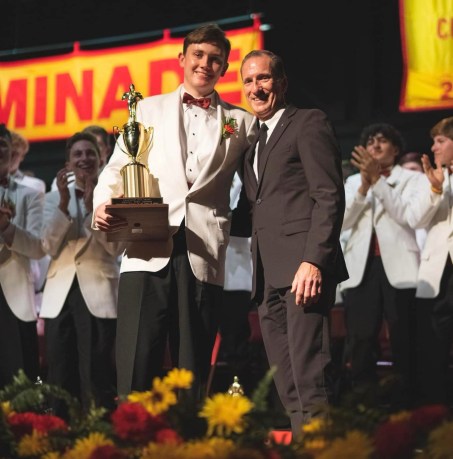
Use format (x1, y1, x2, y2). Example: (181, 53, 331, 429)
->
(75, 188, 84, 199)
(0, 177, 9, 188)
(182, 92, 211, 109)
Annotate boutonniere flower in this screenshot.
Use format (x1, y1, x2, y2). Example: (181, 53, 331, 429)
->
(220, 117, 238, 144)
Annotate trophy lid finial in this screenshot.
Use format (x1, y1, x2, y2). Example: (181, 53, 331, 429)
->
(227, 376, 244, 397)
(122, 83, 143, 124)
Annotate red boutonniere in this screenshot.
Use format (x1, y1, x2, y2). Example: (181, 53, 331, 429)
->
(221, 117, 238, 144)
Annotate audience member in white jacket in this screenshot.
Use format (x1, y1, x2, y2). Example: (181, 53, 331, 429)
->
(340, 123, 420, 405)
(40, 132, 122, 415)
(409, 116, 453, 405)
(0, 124, 45, 389)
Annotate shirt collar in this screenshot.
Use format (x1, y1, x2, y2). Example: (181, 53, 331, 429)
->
(258, 108, 285, 134)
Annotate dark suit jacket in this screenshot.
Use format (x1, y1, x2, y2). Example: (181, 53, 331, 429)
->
(233, 106, 348, 302)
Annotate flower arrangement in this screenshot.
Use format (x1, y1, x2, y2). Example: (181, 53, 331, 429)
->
(0, 370, 452, 459)
(220, 117, 238, 144)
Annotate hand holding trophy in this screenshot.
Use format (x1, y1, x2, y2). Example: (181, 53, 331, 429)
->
(105, 83, 169, 242)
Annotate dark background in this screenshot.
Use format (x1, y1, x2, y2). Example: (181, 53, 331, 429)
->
(2, 0, 452, 188)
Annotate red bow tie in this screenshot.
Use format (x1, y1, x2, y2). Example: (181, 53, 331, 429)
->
(182, 92, 211, 109)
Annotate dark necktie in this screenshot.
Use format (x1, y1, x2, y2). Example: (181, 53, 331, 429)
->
(257, 123, 268, 174)
(182, 92, 211, 109)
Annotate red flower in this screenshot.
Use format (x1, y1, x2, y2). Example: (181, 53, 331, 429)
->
(111, 402, 167, 443)
(90, 445, 127, 459)
(155, 428, 182, 445)
(224, 124, 235, 134)
(374, 419, 416, 459)
(410, 404, 449, 434)
(8, 412, 67, 438)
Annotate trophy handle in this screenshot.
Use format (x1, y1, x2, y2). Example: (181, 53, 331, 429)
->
(113, 125, 138, 159)
(136, 126, 154, 163)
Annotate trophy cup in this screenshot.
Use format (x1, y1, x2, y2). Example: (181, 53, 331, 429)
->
(105, 83, 169, 242)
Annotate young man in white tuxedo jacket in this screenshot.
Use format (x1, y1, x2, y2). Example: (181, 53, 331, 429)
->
(410, 116, 453, 405)
(0, 124, 45, 389)
(40, 132, 122, 414)
(340, 123, 421, 405)
(93, 24, 256, 398)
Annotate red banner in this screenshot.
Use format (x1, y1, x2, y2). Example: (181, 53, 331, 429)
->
(0, 23, 262, 141)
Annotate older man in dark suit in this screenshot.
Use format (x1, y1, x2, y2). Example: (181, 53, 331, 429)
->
(235, 50, 348, 439)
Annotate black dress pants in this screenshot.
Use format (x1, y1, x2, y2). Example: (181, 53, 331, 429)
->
(343, 255, 416, 404)
(258, 275, 335, 439)
(45, 277, 116, 415)
(416, 259, 453, 405)
(116, 225, 222, 399)
(0, 287, 39, 389)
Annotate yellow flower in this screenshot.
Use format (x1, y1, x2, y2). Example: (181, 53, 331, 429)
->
(426, 421, 453, 459)
(206, 438, 235, 458)
(317, 431, 374, 459)
(1, 401, 14, 417)
(16, 430, 50, 457)
(163, 368, 194, 390)
(302, 417, 330, 434)
(140, 442, 185, 459)
(63, 432, 113, 459)
(389, 410, 411, 423)
(199, 393, 253, 436)
(304, 437, 328, 451)
(178, 439, 236, 459)
(128, 377, 177, 416)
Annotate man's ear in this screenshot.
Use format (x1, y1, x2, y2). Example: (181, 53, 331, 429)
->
(220, 62, 229, 77)
(178, 52, 185, 68)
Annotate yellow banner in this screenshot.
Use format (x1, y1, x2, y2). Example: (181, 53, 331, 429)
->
(400, 0, 453, 111)
(0, 24, 262, 141)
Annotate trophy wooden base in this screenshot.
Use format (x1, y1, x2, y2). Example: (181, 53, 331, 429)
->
(105, 200, 169, 242)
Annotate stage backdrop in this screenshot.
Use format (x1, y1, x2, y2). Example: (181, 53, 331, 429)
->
(399, 0, 453, 112)
(0, 22, 262, 142)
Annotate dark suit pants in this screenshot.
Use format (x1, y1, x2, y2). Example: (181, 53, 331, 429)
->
(343, 256, 416, 404)
(45, 277, 116, 415)
(0, 287, 39, 389)
(258, 279, 334, 439)
(116, 230, 222, 399)
(416, 259, 453, 405)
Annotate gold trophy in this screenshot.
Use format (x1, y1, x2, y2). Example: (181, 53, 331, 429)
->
(106, 83, 169, 242)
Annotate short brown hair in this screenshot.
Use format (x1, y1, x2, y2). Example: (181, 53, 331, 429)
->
(430, 117, 453, 141)
(183, 24, 231, 61)
(241, 50, 287, 83)
(11, 131, 29, 154)
(65, 132, 100, 161)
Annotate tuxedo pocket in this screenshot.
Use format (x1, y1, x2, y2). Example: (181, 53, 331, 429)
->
(282, 218, 311, 236)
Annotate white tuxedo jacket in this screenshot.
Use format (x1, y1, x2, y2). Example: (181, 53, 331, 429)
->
(408, 171, 453, 298)
(93, 85, 255, 287)
(0, 181, 45, 321)
(40, 186, 122, 319)
(340, 165, 421, 291)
